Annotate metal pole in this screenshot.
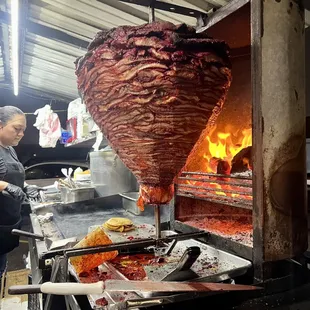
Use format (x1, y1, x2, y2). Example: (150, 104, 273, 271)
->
(149, 0, 155, 23)
(154, 205, 161, 239)
(251, 0, 306, 281)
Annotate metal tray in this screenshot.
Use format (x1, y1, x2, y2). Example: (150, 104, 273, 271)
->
(70, 228, 252, 308)
(69, 263, 139, 309)
(119, 192, 142, 216)
(134, 230, 251, 298)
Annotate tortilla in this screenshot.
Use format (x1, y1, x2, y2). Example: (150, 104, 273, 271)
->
(104, 217, 135, 232)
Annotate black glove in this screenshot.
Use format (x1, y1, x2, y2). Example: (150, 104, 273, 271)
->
(5, 183, 27, 202)
(24, 185, 44, 199)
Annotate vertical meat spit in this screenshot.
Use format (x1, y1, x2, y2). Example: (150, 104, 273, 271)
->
(148, 1, 161, 241)
(154, 205, 161, 239)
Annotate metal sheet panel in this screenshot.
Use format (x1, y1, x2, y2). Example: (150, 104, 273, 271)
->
(0, 46, 4, 82)
(3, 0, 306, 99)
(18, 0, 224, 98)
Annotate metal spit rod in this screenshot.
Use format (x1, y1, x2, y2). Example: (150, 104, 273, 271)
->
(154, 205, 161, 239)
(149, 0, 155, 23)
(61, 231, 209, 258)
(147, 0, 161, 240)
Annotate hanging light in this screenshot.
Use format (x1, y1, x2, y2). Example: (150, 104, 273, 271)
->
(11, 0, 19, 96)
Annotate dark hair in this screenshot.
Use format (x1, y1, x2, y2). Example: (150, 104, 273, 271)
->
(0, 106, 24, 125)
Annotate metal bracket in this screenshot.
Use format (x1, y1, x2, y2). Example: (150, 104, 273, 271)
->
(43, 256, 70, 310)
(196, 14, 208, 29)
(149, 0, 155, 23)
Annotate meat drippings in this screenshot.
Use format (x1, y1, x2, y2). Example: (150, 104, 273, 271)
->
(110, 254, 166, 281)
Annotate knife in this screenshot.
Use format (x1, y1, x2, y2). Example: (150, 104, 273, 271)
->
(9, 280, 261, 296)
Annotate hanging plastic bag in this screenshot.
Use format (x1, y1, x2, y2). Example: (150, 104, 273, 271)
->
(33, 105, 61, 148)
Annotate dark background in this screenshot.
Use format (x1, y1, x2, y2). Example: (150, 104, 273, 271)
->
(306, 27, 310, 117)
(0, 87, 89, 165)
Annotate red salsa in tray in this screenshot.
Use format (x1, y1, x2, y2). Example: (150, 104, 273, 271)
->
(110, 254, 166, 280)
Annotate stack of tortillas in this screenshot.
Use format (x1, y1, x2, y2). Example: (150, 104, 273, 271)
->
(104, 217, 135, 232)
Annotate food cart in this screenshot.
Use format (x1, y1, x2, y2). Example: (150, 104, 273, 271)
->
(2, 0, 310, 309)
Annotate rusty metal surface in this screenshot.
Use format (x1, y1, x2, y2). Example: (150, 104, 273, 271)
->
(174, 220, 253, 260)
(176, 171, 252, 210)
(177, 193, 252, 210)
(198, 2, 251, 49)
(174, 196, 253, 252)
(252, 0, 307, 266)
(175, 196, 252, 220)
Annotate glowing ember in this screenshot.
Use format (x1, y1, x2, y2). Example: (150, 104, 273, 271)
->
(204, 126, 252, 173)
(182, 126, 252, 200)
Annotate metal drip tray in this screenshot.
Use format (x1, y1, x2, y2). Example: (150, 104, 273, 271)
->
(70, 229, 252, 308)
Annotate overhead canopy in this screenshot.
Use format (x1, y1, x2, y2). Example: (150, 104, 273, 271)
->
(0, 0, 309, 101)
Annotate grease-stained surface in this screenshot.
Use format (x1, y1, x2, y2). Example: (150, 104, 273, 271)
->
(254, 0, 307, 261)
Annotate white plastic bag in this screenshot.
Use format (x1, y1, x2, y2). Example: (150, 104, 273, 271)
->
(68, 98, 95, 139)
(34, 105, 61, 148)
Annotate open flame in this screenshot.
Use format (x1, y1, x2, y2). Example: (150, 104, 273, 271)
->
(184, 127, 252, 200)
(203, 127, 252, 173)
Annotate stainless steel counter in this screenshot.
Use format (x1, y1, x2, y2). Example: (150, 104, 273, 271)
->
(29, 195, 170, 259)
(27, 195, 171, 310)
(27, 196, 254, 310)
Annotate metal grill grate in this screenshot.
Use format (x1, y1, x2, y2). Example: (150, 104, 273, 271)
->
(176, 171, 253, 210)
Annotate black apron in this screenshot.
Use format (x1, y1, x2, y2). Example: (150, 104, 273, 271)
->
(0, 146, 25, 255)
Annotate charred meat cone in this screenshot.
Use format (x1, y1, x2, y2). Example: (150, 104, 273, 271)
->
(75, 22, 232, 210)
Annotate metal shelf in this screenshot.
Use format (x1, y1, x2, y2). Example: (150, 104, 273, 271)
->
(64, 134, 107, 149)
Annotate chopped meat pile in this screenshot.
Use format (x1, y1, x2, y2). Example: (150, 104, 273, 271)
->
(95, 297, 108, 306)
(110, 254, 165, 281)
(78, 254, 165, 282)
(76, 22, 232, 209)
(79, 268, 113, 283)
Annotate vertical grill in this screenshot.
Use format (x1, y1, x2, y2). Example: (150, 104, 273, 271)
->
(176, 171, 252, 210)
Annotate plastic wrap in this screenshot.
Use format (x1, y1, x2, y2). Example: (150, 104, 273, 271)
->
(33, 105, 61, 148)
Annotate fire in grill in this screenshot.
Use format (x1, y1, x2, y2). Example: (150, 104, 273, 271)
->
(173, 52, 254, 250)
(174, 133, 254, 247)
(179, 120, 253, 204)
